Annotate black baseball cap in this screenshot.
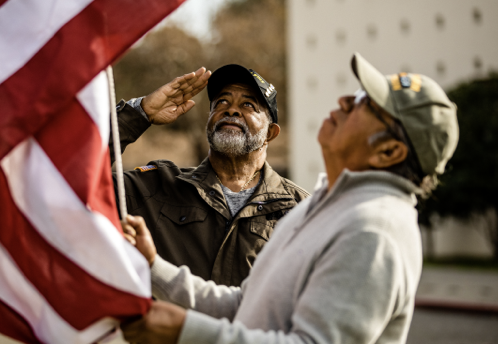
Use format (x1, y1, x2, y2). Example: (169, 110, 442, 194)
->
(207, 64, 278, 123)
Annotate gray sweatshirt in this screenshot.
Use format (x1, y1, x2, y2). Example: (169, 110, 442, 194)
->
(151, 169, 423, 344)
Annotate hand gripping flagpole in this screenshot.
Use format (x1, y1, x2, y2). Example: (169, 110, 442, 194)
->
(106, 66, 128, 220)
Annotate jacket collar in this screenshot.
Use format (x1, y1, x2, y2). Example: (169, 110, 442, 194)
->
(177, 157, 296, 219)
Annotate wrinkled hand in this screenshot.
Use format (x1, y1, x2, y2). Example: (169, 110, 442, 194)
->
(141, 67, 211, 125)
(121, 215, 157, 266)
(121, 300, 186, 344)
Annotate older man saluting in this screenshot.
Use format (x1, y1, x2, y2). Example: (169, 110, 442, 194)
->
(112, 65, 309, 287)
(121, 53, 459, 344)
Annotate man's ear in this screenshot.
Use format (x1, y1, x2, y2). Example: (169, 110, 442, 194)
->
(368, 139, 408, 168)
(265, 123, 281, 143)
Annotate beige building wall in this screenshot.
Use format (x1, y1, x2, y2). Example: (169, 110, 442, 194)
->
(421, 216, 494, 259)
(288, 0, 498, 192)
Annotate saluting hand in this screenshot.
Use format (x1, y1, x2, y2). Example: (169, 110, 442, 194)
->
(141, 67, 211, 125)
(121, 215, 157, 267)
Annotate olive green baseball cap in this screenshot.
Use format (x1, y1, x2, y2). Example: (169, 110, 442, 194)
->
(351, 52, 459, 175)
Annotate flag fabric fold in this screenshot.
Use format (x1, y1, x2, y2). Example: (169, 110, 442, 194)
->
(0, 0, 185, 343)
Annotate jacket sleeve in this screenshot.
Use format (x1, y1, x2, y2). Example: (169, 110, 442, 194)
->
(177, 230, 404, 344)
(109, 99, 151, 165)
(151, 255, 243, 321)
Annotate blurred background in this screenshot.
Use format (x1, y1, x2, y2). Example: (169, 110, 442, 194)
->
(112, 0, 498, 342)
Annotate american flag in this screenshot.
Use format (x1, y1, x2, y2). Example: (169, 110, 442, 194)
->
(0, 0, 184, 343)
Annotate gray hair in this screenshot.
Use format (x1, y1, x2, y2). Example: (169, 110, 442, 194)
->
(368, 122, 437, 198)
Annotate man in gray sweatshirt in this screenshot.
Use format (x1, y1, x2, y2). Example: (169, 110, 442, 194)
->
(121, 53, 459, 344)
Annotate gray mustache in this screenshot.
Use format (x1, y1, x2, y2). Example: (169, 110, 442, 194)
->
(214, 117, 248, 133)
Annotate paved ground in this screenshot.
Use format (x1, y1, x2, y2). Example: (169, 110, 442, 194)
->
(407, 308, 498, 344)
(416, 267, 498, 311)
(407, 266, 498, 343)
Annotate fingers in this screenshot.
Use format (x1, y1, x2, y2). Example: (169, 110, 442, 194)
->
(126, 214, 147, 235)
(191, 66, 207, 80)
(157, 67, 209, 98)
(143, 67, 211, 123)
(121, 219, 136, 236)
(159, 69, 199, 95)
(179, 69, 211, 92)
(123, 215, 156, 266)
(124, 233, 136, 246)
(177, 79, 209, 105)
(184, 78, 210, 100)
(122, 217, 138, 245)
(124, 215, 150, 238)
(121, 317, 146, 343)
(183, 67, 204, 81)
(192, 67, 211, 84)
(159, 67, 210, 105)
(171, 67, 204, 88)
(176, 67, 211, 91)
(177, 100, 196, 116)
(127, 215, 154, 245)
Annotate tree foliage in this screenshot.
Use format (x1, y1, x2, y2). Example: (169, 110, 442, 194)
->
(113, 0, 287, 165)
(114, 26, 209, 130)
(419, 73, 498, 259)
(209, 0, 287, 124)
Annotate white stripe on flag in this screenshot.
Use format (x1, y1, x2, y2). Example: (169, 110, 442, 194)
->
(0, 0, 93, 84)
(77, 70, 111, 148)
(1, 138, 150, 297)
(0, 242, 118, 344)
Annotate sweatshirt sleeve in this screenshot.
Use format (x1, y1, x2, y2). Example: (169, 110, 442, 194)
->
(176, 230, 404, 344)
(151, 255, 243, 321)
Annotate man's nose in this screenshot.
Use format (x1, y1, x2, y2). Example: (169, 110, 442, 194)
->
(338, 96, 354, 114)
(224, 105, 241, 117)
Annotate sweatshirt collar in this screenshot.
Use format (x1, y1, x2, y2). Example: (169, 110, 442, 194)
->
(307, 169, 420, 217)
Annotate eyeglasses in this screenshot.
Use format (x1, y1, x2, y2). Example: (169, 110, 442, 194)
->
(354, 90, 403, 142)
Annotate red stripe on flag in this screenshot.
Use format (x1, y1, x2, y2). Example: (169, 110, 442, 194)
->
(0, 170, 151, 330)
(35, 99, 120, 230)
(0, 0, 185, 160)
(0, 300, 42, 344)
(0, 0, 185, 337)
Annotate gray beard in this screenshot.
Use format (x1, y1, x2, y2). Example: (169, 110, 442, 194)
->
(206, 117, 269, 157)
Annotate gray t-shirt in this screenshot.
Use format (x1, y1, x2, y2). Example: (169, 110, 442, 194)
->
(220, 176, 261, 218)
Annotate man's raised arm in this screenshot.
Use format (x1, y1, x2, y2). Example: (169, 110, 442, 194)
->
(109, 67, 211, 164)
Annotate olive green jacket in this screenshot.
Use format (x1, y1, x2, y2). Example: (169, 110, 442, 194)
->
(111, 101, 310, 286)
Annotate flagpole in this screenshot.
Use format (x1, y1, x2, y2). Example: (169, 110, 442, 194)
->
(106, 66, 128, 220)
